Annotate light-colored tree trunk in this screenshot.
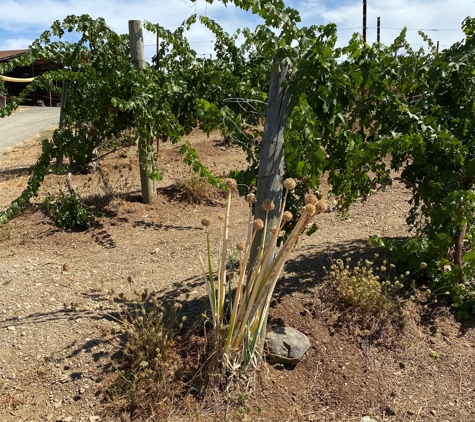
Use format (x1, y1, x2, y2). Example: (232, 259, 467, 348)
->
(129, 20, 155, 204)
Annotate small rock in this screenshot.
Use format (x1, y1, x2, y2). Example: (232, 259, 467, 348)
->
(7, 326, 16, 331)
(430, 409, 437, 416)
(265, 326, 311, 365)
(89, 417, 100, 422)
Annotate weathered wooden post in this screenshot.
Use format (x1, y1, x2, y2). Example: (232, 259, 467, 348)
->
(55, 78, 68, 167)
(129, 19, 155, 204)
(249, 55, 292, 353)
(249, 55, 292, 266)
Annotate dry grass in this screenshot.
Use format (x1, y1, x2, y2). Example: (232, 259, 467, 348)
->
(175, 173, 220, 204)
(0, 216, 33, 247)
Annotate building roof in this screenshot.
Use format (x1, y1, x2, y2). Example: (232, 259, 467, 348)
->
(0, 50, 28, 61)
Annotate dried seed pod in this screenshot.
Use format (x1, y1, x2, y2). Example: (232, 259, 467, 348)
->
(262, 199, 275, 212)
(270, 225, 279, 235)
(314, 199, 327, 215)
(236, 241, 246, 251)
(253, 219, 264, 230)
(218, 213, 225, 221)
(283, 178, 297, 191)
(305, 204, 317, 216)
(201, 217, 212, 227)
(246, 193, 256, 204)
(304, 193, 318, 205)
(225, 179, 238, 191)
(282, 211, 293, 222)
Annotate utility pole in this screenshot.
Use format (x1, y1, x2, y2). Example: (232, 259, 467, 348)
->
(129, 20, 155, 204)
(363, 0, 367, 43)
(377, 17, 381, 44)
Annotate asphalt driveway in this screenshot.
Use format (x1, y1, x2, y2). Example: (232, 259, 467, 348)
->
(0, 106, 60, 154)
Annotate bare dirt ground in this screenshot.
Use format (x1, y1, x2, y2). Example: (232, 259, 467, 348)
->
(0, 129, 474, 422)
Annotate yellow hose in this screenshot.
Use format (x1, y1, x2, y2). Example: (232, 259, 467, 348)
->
(0, 75, 36, 83)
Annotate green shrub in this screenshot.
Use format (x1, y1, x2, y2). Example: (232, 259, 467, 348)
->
(370, 235, 475, 319)
(44, 190, 93, 230)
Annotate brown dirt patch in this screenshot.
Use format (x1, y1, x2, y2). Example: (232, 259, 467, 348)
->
(0, 130, 474, 421)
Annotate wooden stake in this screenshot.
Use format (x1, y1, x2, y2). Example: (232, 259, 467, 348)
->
(249, 55, 291, 267)
(363, 0, 367, 43)
(129, 20, 155, 204)
(377, 17, 381, 44)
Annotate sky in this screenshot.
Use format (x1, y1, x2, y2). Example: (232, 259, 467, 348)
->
(0, 0, 474, 61)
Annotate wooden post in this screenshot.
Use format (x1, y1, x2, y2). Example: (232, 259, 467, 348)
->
(129, 20, 155, 204)
(249, 55, 292, 267)
(248, 55, 292, 355)
(377, 17, 381, 44)
(55, 79, 68, 167)
(363, 0, 367, 43)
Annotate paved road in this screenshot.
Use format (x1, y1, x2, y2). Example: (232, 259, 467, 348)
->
(0, 106, 60, 153)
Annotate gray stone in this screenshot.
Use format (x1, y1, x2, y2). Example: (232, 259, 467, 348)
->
(265, 326, 311, 365)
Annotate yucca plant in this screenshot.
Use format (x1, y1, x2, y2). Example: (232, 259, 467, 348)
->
(200, 179, 326, 373)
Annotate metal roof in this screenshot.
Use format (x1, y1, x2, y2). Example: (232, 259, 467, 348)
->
(0, 50, 28, 61)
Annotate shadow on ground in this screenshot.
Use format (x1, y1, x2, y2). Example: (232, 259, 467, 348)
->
(275, 237, 397, 297)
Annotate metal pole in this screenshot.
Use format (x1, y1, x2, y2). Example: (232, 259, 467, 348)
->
(363, 0, 367, 43)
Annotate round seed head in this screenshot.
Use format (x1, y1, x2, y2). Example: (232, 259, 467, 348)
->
(253, 219, 264, 231)
(262, 199, 275, 212)
(304, 193, 318, 205)
(304, 204, 316, 216)
(270, 225, 279, 235)
(246, 193, 256, 204)
(201, 217, 212, 227)
(236, 241, 246, 251)
(225, 179, 238, 191)
(218, 213, 225, 221)
(283, 178, 297, 191)
(282, 211, 293, 222)
(314, 199, 327, 215)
